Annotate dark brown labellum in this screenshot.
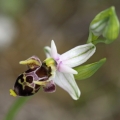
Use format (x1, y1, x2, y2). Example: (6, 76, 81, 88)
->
(13, 65, 51, 96)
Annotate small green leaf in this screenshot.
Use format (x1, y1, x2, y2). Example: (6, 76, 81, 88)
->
(74, 58, 106, 80)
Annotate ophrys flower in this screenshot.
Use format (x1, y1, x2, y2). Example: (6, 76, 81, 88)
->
(42, 40, 96, 100)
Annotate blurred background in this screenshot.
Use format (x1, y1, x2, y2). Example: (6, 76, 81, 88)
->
(0, 0, 120, 120)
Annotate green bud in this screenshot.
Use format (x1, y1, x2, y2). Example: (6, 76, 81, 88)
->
(74, 58, 106, 80)
(88, 6, 119, 44)
(103, 7, 119, 43)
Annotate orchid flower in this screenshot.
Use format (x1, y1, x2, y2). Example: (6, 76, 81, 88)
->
(10, 40, 96, 100)
(43, 40, 96, 100)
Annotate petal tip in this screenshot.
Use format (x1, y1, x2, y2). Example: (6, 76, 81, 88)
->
(51, 40, 58, 59)
(72, 90, 81, 100)
(51, 40, 55, 45)
(74, 70, 78, 74)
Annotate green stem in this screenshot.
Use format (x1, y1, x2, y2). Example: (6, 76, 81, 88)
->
(92, 39, 107, 45)
(4, 97, 30, 120)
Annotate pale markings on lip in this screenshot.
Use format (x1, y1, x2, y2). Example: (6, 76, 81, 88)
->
(18, 67, 48, 92)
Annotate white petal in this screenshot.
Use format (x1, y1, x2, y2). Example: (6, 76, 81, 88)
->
(58, 64, 78, 74)
(54, 71, 81, 100)
(60, 43, 96, 67)
(44, 46, 51, 58)
(51, 40, 58, 59)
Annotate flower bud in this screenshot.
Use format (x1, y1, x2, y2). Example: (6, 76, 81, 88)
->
(88, 6, 119, 44)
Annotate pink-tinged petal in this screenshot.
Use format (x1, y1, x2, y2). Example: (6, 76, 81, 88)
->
(51, 40, 58, 59)
(54, 71, 81, 100)
(43, 80, 56, 93)
(60, 43, 96, 67)
(44, 46, 51, 58)
(58, 64, 78, 74)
